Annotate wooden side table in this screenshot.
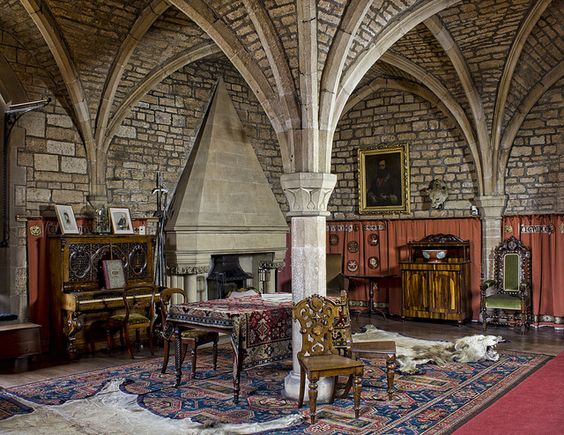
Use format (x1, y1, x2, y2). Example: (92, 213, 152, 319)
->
(346, 274, 397, 319)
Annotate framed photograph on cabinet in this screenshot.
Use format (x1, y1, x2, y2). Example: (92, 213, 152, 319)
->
(358, 143, 410, 214)
(54, 204, 80, 234)
(109, 207, 134, 234)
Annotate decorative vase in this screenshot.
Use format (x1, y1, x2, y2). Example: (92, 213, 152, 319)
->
(422, 249, 447, 263)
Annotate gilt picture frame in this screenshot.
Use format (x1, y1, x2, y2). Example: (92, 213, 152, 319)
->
(358, 144, 410, 214)
(109, 207, 134, 234)
(55, 204, 80, 234)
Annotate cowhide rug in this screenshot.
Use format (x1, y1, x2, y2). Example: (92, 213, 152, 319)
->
(352, 325, 503, 374)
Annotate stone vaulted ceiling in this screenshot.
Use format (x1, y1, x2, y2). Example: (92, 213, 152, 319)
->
(0, 0, 562, 199)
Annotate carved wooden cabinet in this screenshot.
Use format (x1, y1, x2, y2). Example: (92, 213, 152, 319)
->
(400, 234, 471, 323)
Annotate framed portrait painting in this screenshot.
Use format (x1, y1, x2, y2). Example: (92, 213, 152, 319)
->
(109, 207, 134, 234)
(55, 204, 80, 234)
(358, 144, 410, 214)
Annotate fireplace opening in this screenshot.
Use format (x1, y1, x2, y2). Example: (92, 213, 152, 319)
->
(207, 255, 253, 299)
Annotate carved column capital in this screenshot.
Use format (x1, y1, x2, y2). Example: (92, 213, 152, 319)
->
(474, 194, 508, 218)
(280, 172, 337, 217)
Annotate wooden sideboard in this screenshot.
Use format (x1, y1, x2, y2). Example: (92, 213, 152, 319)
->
(400, 234, 471, 323)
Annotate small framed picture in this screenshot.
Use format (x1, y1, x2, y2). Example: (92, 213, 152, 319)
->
(109, 207, 134, 234)
(55, 204, 80, 234)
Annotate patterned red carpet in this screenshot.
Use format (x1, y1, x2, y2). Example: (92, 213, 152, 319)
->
(1, 347, 551, 434)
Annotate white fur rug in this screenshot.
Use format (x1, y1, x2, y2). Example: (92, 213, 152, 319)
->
(0, 379, 302, 435)
(352, 325, 503, 374)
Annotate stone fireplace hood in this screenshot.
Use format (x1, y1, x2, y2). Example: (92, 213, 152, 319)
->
(165, 79, 288, 273)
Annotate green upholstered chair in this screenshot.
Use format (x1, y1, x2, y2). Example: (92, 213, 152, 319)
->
(481, 236, 531, 333)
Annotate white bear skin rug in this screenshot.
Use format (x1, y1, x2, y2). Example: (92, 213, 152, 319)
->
(352, 325, 503, 374)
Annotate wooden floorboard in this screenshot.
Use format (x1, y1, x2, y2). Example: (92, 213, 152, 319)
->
(1, 317, 563, 388)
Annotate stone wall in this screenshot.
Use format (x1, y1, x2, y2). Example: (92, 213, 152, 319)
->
(1, 31, 285, 217)
(505, 81, 563, 214)
(330, 89, 477, 219)
(107, 58, 286, 216)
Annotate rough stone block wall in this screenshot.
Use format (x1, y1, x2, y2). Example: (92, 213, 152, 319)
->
(1, 30, 87, 214)
(505, 81, 563, 214)
(2, 26, 285, 218)
(330, 89, 477, 219)
(107, 58, 286, 216)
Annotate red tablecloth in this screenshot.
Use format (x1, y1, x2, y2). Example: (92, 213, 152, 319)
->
(168, 295, 292, 367)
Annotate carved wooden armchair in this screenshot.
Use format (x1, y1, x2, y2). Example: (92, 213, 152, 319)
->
(481, 236, 532, 333)
(160, 288, 218, 378)
(293, 294, 364, 424)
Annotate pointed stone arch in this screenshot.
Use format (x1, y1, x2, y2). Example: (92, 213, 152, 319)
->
(95, 0, 170, 145)
(498, 63, 564, 191)
(332, 0, 461, 137)
(374, 52, 483, 193)
(20, 0, 98, 193)
(491, 0, 552, 184)
(319, 0, 373, 170)
(424, 15, 490, 191)
(167, 0, 288, 138)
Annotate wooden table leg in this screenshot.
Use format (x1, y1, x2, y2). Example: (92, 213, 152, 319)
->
(371, 280, 387, 320)
(231, 333, 244, 404)
(174, 325, 182, 387)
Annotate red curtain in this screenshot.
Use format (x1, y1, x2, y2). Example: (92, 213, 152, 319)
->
(503, 215, 564, 329)
(331, 218, 482, 317)
(386, 218, 482, 318)
(27, 219, 53, 351)
(279, 218, 482, 319)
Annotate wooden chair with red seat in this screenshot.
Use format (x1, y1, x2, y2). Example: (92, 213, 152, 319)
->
(333, 290, 397, 400)
(293, 294, 364, 424)
(160, 287, 218, 378)
(105, 284, 157, 359)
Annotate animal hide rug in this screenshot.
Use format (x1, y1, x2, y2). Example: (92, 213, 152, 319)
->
(352, 325, 503, 374)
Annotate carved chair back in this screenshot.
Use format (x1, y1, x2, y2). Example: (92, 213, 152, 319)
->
(492, 236, 531, 296)
(159, 287, 186, 321)
(121, 284, 157, 321)
(293, 294, 340, 359)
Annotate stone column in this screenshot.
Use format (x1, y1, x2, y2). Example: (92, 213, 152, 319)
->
(280, 172, 337, 401)
(475, 195, 507, 279)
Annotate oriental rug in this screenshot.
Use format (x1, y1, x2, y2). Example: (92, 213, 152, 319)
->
(0, 347, 550, 434)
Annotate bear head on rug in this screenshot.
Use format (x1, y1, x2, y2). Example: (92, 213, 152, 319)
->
(352, 325, 503, 374)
